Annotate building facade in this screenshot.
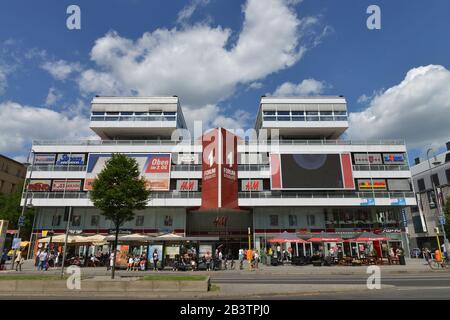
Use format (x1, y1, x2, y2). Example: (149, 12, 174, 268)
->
(0, 154, 26, 194)
(23, 96, 416, 257)
(406, 143, 450, 251)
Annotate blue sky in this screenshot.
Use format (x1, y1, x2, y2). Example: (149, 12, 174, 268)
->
(0, 0, 450, 162)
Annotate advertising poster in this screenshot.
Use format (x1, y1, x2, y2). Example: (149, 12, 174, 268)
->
(199, 244, 213, 258)
(165, 246, 180, 259)
(353, 153, 383, 165)
(27, 180, 52, 192)
(148, 245, 163, 264)
(84, 153, 171, 191)
(114, 245, 129, 268)
(56, 153, 86, 166)
(176, 180, 198, 191)
(34, 154, 56, 165)
(357, 179, 387, 190)
(241, 179, 263, 191)
(383, 153, 406, 164)
(52, 180, 82, 191)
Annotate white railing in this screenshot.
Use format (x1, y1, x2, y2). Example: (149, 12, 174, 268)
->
(238, 191, 414, 199)
(352, 164, 410, 171)
(24, 191, 202, 200)
(239, 139, 405, 146)
(33, 139, 200, 146)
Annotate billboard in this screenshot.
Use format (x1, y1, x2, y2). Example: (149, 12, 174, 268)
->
(27, 180, 51, 192)
(383, 153, 406, 164)
(34, 154, 56, 165)
(56, 153, 86, 166)
(357, 179, 387, 190)
(270, 153, 354, 190)
(176, 180, 199, 191)
(84, 153, 171, 191)
(387, 179, 411, 191)
(173, 153, 199, 164)
(52, 179, 82, 192)
(353, 153, 383, 165)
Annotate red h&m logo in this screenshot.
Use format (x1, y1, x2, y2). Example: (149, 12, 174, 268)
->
(180, 181, 195, 191)
(244, 180, 260, 191)
(213, 216, 227, 227)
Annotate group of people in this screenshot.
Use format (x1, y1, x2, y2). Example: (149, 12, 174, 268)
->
(126, 254, 148, 271)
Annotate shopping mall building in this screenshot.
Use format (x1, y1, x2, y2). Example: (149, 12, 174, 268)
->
(23, 96, 416, 258)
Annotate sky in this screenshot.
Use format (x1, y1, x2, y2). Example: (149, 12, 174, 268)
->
(0, 0, 450, 163)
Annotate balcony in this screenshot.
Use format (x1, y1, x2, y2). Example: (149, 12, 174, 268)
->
(239, 139, 405, 146)
(238, 191, 414, 199)
(33, 139, 200, 146)
(352, 164, 410, 171)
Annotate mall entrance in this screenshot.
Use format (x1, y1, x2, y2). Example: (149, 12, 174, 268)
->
(186, 209, 253, 259)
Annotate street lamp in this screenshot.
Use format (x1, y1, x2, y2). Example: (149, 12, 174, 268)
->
(11, 149, 35, 269)
(426, 148, 449, 257)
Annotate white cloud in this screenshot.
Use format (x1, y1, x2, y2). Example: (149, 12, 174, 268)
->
(347, 65, 450, 150)
(78, 0, 326, 120)
(0, 101, 95, 155)
(0, 66, 7, 95)
(247, 82, 263, 90)
(177, 0, 210, 24)
(45, 87, 62, 106)
(271, 78, 326, 96)
(41, 59, 82, 81)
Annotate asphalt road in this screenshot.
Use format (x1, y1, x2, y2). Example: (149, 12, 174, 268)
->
(209, 273, 450, 287)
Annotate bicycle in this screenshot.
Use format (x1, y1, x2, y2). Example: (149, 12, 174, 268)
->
(428, 257, 450, 270)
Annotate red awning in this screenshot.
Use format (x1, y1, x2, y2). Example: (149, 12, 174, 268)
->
(268, 238, 308, 243)
(308, 237, 344, 242)
(347, 232, 391, 242)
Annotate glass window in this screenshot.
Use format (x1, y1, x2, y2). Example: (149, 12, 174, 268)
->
(269, 215, 279, 226)
(417, 178, 425, 191)
(71, 215, 81, 227)
(427, 191, 437, 209)
(291, 116, 305, 121)
(92, 112, 104, 116)
(320, 111, 333, 116)
(136, 215, 144, 226)
(288, 215, 297, 226)
(164, 215, 173, 227)
(106, 112, 119, 115)
(263, 111, 276, 115)
(263, 116, 276, 121)
(163, 112, 176, 116)
(306, 111, 318, 115)
(291, 111, 304, 116)
(334, 116, 348, 121)
(431, 174, 440, 187)
(306, 215, 315, 226)
(446, 169, 450, 184)
(278, 111, 290, 116)
(91, 215, 100, 226)
(148, 112, 162, 115)
(334, 111, 347, 116)
(51, 215, 61, 227)
(277, 116, 291, 121)
(120, 112, 133, 115)
(134, 112, 147, 116)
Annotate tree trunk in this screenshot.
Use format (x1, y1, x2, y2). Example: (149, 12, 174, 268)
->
(111, 222, 120, 280)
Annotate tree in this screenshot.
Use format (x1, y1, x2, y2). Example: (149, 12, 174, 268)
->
(444, 196, 450, 239)
(0, 183, 34, 241)
(90, 154, 150, 279)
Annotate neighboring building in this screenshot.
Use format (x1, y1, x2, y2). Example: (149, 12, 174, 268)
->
(23, 95, 416, 258)
(0, 154, 26, 194)
(406, 142, 450, 250)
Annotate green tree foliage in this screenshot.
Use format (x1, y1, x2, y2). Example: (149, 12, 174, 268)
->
(0, 183, 34, 240)
(90, 154, 150, 279)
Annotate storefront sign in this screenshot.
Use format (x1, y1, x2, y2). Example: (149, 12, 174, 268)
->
(383, 153, 405, 164)
(56, 153, 86, 166)
(175, 153, 199, 164)
(357, 179, 386, 190)
(34, 154, 56, 165)
(176, 180, 199, 191)
(353, 153, 382, 165)
(213, 216, 227, 227)
(360, 198, 375, 206)
(52, 179, 82, 192)
(390, 198, 406, 205)
(28, 180, 51, 192)
(382, 228, 402, 233)
(241, 179, 263, 191)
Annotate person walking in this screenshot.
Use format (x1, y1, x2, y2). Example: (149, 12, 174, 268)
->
(37, 249, 48, 271)
(254, 250, 259, 269)
(14, 251, 25, 271)
(0, 250, 7, 270)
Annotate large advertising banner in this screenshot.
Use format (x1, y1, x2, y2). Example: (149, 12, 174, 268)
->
(56, 153, 86, 166)
(270, 153, 354, 190)
(27, 180, 52, 192)
(52, 180, 82, 192)
(84, 153, 171, 191)
(34, 154, 56, 165)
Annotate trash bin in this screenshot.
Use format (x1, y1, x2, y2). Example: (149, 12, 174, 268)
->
(266, 256, 271, 266)
(399, 255, 406, 265)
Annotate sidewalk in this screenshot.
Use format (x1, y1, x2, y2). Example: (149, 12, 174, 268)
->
(1, 258, 441, 276)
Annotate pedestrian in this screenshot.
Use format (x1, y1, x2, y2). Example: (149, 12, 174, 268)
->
(127, 256, 133, 271)
(35, 248, 41, 267)
(0, 250, 7, 270)
(15, 251, 25, 271)
(108, 251, 114, 271)
(205, 252, 212, 271)
(37, 249, 48, 271)
(254, 250, 259, 269)
(139, 255, 147, 271)
(152, 249, 159, 271)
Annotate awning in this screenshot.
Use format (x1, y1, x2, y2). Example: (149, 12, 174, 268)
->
(347, 232, 391, 242)
(105, 233, 154, 242)
(268, 231, 309, 243)
(308, 232, 344, 242)
(38, 235, 86, 244)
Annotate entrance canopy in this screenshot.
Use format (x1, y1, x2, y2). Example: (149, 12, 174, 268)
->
(268, 231, 309, 243)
